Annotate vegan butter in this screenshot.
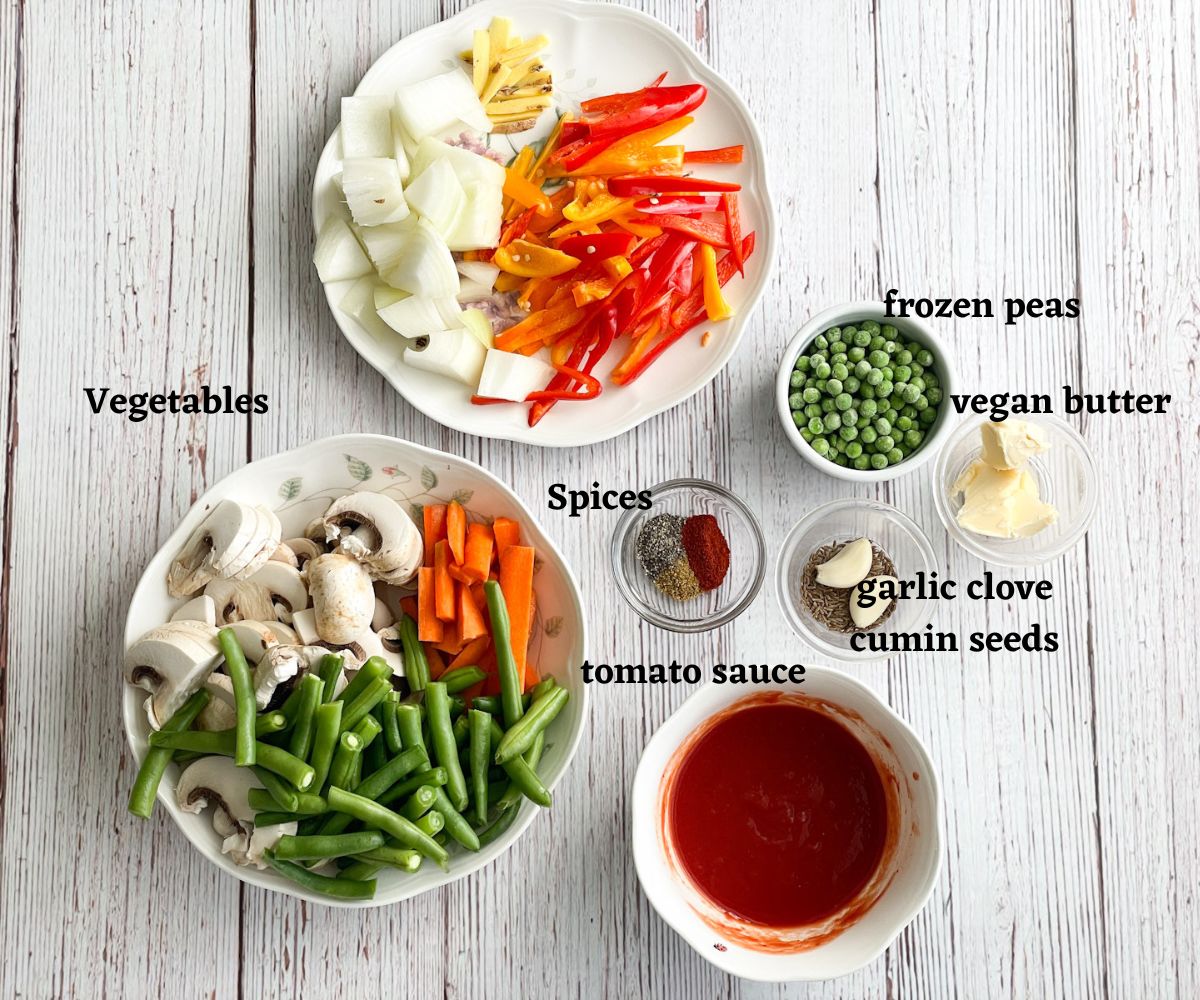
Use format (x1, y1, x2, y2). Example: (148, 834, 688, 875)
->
(953, 421, 1058, 539)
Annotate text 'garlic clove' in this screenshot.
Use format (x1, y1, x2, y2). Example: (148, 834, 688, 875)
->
(815, 537, 873, 589)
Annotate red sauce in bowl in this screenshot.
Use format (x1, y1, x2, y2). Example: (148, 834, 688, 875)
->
(665, 697, 889, 929)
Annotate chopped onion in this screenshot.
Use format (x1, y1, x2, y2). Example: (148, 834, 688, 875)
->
(339, 277, 399, 343)
(447, 181, 504, 251)
(313, 216, 372, 282)
(460, 308, 493, 349)
(403, 329, 487, 386)
(411, 137, 505, 192)
(374, 285, 407, 311)
(379, 218, 459, 297)
(359, 221, 414, 270)
(342, 158, 410, 226)
(340, 96, 395, 160)
(456, 277, 494, 302)
(405, 158, 465, 239)
(377, 295, 463, 338)
(456, 260, 500, 288)
(395, 69, 491, 139)
(477, 349, 556, 401)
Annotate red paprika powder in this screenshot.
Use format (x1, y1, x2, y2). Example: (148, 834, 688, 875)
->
(681, 514, 731, 591)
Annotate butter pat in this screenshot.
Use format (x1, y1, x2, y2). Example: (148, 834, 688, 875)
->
(953, 420, 1058, 539)
(979, 419, 1051, 470)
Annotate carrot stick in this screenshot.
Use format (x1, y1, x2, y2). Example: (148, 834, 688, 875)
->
(424, 505, 448, 567)
(448, 564, 475, 585)
(434, 540, 456, 622)
(446, 501, 467, 564)
(417, 568, 444, 643)
(449, 636, 490, 671)
(499, 545, 535, 688)
(459, 584, 488, 641)
(492, 517, 521, 557)
(426, 646, 447, 678)
(400, 596, 419, 621)
(462, 523, 494, 582)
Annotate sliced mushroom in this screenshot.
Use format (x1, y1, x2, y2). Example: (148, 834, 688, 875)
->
(228, 505, 284, 581)
(247, 561, 310, 623)
(304, 516, 328, 543)
(268, 542, 298, 568)
(170, 594, 217, 626)
(372, 597, 395, 631)
(326, 627, 384, 669)
(290, 607, 320, 645)
(222, 619, 298, 665)
(377, 625, 406, 677)
(176, 756, 262, 866)
(125, 621, 221, 728)
(253, 644, 328, 709)
(241, 821, 298, 869)
(167, 500, 280, 597)
(324, 492, 423, 585)
(307, 553, 375, 645)
(196, 673, 237, 731)
(283, 537, 324, 569)
(204, 578, 276, 625)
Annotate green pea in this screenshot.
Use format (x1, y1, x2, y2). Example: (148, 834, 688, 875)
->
(896, 349, 913, 366)
(795, 355, 810, 371)
(823, 412, 842, 432)
(804, 403, 822, 419)
(881, 324, 898, 338)
(902, 385, 921, 404)
(834, 393, 853, 411)
(909, 363, 924, 378)
(826, 378, 844, 395)
(834, 436, 847, 454)
(813, 334, 829, 350)
(789, 371, 803, 388)
(925, 372, 940, 389)
(860, 399, 878, 418)
(853, 329, 872, 347)
(788, 392, 804, 409)
(807, 417, 824, 434)
(870, 335, 885, 351)
(894, 365, 912, 382)
(861, 320, 881, 334)
(816, 379, 828, 392)
(821, 397, 835, 413)
(800, 427, 814, 442)
(885, 340, 900, 355)
(904, 429, 923, 448)
(868, 350, 888, 367)
(875, 417, 892, 435)
(833, 453, 849, 468)
(901, 404, 918, 419)
(886, 408, 899, 423)
(814, 362, 831, 379)
(830, 341, 847, 355)
(905, 340, 921, 355)
(909, 376, 926, 393)
(853, 454, 870, 470)
(896, 415, 913, 432)
(916, 349, 933, 367)
(866, 368, 883, 386)
(881, 366, 894, 381)
(870, 453, 888, 470)
(812, 436, 830, 456)
(843, 376, 859, 394)
(846, 442, 863, 459)
(919, 407, 937, 425)
(839, 325, 856, 339)
(825, 327, 841, 340)
(854, 360, 871, 378)
(914, 395, 930, 411)
(877, 380, 893, 397)
(861, 384, 876, 398)
(859, 426, 878, 445)
(887, 448, 904, 464)
(843, 408, 859, 426)
(831, 362, 849, 381)
(802, 387, 820, 404)
(831, 352, 848, 365)
(848, 347, 866, 363)
(791, 411, 807, 427)
(811, 352, 828, 367)
(926, 387, 942, 405)
(876, 434, 895, 452)
(839, 425, 858, 441)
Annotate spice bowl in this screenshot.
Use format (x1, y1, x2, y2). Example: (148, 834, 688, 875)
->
(932, 414, 1099, 568)
(776, 498, 937, 662)
(611, 479, 766, 633)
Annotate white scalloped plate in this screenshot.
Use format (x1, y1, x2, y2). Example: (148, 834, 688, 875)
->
(122, 434, 589, 907)
(312, 0, 776, 447)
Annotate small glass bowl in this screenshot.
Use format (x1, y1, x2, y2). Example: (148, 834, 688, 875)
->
(931, 414, 1098, 567)
(776, 498, 937, 662)
(611, 479, 766, 633)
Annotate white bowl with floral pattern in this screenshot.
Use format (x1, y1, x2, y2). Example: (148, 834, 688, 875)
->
(122, 433, 589, 906)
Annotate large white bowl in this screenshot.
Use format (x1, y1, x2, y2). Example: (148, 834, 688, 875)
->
(312, 0, 776, 447)
(123, 434, 589, 907)
(631, 669, 941, 981)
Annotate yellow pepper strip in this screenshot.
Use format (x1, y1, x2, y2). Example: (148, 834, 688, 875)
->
(530, 114, 568, 183)
(502, 149, 535, 217)
(575, 144, 684, 178)
(562, 192, 635, 225)
(571, 277, 616, 307)
(611, 214, 662, 239)
(602, 255, 633, 280)
(503, 163, 552, 216)
(551, 327, 583, 366)
(699, 243, 734, 321)
(494, 271, 526, 293)
(610, 319, 661, 385)
(494, 238, 580, 279)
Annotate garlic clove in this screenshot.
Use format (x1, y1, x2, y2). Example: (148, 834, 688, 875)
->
(850, 575, 897, 629)
(815, 537, 873, 589)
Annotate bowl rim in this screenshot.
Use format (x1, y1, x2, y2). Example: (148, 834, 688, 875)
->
(775, 300, 958, 482)
(930, 412, 1100, 567)
(609, 477, 766, 633)
(773, 497, 938, 663)
(630, 667, 943, 981)
(311, 0, 780, 448)
(122, 432, 591, 907)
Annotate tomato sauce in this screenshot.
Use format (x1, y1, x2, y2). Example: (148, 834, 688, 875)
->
(665, 698, 889, 929)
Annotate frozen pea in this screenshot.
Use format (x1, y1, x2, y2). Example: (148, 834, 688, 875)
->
(854, 359, 871, 378)
(814, 362, 831, 379)
(877, 434, 895, 452)
(824, 412, 842, 432)
(792, 411, 807, 427)
(861, 320, 881, 334)
(853, 454, 870, 470)
(839, 425, 858, 441)
(885, 408, 899, 423)
(840, 325, 857, 339)
(884, 340, 900, 355)
(868, 350, 888, 367)
(894, 365, 912, 382)
(893, 381, 909, 396)
(802, 387, 820, 404)
(896, 415, 914, 432)
(800, 427, 814, 442)
(820, 398, 835, 413)
(919, 407, 938, 425)
(848, 347, 866, 363)
(914, 396, 930, 411)
(916, 349, 933, 367)
(909, 376, 926, 393)
(795, 355, 810, 371)
(788, 392, 804, 409)
(831, 352, 848, 365)
(877, 380, 893, 397)
(834, 393, 853, 411)
(833, 453, 849, 468)
(903, 385, 921, 404)
(901, 404, 918, 419)
(814, 334, 829, 350)
(926, 387, 942, 405)
(812, 436, 830, 456)
(905, 341, 921, 355)
(896, 349, 913, 365)
(853, 329, 872, 347)
(870, 453, 888, 470)
(808, 417, 825, 434)
(804, 403, 822, 418)
(831, 362, 849, 381)
(790, 371, 803, 389)
(860, 399, 878, 418)
(860, 426, 878, 445)
(870, 334, 886, 351)
(826, 378, 844, 395)
(846, 441, 863, 459)
(925, 372, 940, 389)
(844, 408, 859, 426)
(861, 384, 876, 398)
(866, 368, 883, 386)
(904, 429, 923, 447)
(875, 417, 892, 435)
(881, 324, 897, 338)
(909, 363, 924, 378)
(834, 437, 847, 454)
(843, 376, 860, 394)
(825, 327, 841, 340)
(887, 448, 904, 465)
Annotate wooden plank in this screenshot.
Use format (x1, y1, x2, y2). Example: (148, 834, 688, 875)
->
(0, 2, 250, 996)
(1074, 0, 1200, 996)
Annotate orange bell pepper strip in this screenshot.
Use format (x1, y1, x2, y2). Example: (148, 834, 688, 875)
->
(502, 148, 535, 216)
(571, 277, 616, 307)
(493, 239, 580, 278)
(503, 164, 553, 215)
(699, 243, 734, 321)
(611, 214, 663, 239)
(494, 271, 525, 293)
(446, 500, 467, 563)
(417, 568, 444, 643)
(602, 255, 633, 279)
(494, 299, 586, 351)
(610, 317, 661, 385)
(422, 504, 446, 567)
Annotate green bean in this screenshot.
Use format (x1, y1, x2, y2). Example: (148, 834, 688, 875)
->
(352, 714, 382, 749)
(377, 767, 447, 807)
(399, 785, 437, 821)
(414, 810, 445, 838)
(307, 702, 342, 791)
(381, 700, 402, 754)
(249, 772, 299, 813)
(127, 690, 210, 818)
(425, 682, 468, 811)
(250, 810, 305, 826)
(469, 709, 491, 825)
(336, 656, 392, 705)
(250, 789, 325, 815)
(256, 711, 289, 736)
(354, 845, 421, 872)
(362, 730, 387, 778)
(439, 665, 487, 694)
(471, 693, 531, 716)
(339, 677, 392, 733)
(476, 801, 521, 847)
(496, 730, 546, 813)
(287, 674, 323, 760)
(398, 614, 429, 691)
(340, 860, 384, 881)
(317, 746, 431, 839)
(273, 831, 384, 861)
(453, 714, 470, 748)
(148, 730, 315, 790)
(317, 653, 343, 702)
(494, 687, 567, 764)
(277, 683, 305, 724)
(483, 580, 524, 728)
(325, 786, 447, 865)
(448, 695, 467, 720)
(394, 704, 429, 764)
(171, 750, 206, 766)
(263, 849, 375, 900)
(291, 793, 327, 815)
(218, 628, 257, 766)
(489, 720, 550, 808)
(430, 786, 480, 851)
(326, 732, 363, 791)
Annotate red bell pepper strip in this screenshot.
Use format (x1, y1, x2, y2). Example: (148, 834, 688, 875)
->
(654, 214, 730, 248)
(528, 324, 595, 426)
(722, 193, 743, 274)
(579, 84, 706, 141)
(553, 136, 623, 171)
(555, 232, 636, 261)
(628, 233, 669, 267)
(607, 175, 741, 196)
(525, 364, 601, 401)
(636, 234, 696, 317)
(633, 194, 723, 215)
(683, 144, 745, 164)
(499, 206, 537, 248)
(579, 72, 668, 115)
(669, 232, 755, 330)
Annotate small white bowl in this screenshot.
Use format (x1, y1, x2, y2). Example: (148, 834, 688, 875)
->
(631, 669, 940, 981)
(123, 434, 589, 907)
(932, 414, 1099, 567)
(776, 301, 958, 482)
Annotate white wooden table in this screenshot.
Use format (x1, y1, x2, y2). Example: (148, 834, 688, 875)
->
(1, 0, 1196, 996)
